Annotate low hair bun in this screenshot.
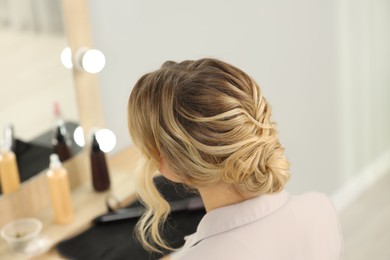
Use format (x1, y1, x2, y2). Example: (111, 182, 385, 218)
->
(222, 131, 290, 194)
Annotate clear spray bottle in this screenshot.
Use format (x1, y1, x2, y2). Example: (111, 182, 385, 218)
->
(0, 139, 21, 195)
(47, 153, 73, 224)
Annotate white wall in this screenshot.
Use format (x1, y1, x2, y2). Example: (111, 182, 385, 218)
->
(339, 0, 390, 179)
(87, 0, 389, 196)
(331, 0, 390, 208)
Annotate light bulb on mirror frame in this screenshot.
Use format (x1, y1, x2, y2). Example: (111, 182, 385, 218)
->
(76, 48, 106, 74)
(61, 47, 106, 74)
(73, 126, 85, 147)
(73, 127, 116, 153)
(60, 47, 73, 69)
(95, 128, 116, 153)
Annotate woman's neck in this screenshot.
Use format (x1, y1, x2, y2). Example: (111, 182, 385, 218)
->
(197, 183, 257, 212)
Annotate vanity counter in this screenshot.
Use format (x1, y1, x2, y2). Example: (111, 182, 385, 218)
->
(0, 147, 141, 259)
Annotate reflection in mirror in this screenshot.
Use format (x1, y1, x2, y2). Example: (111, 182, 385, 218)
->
(0, 1, 80, 195)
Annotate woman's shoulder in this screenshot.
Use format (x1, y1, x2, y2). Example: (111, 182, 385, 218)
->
(286, 191, 340, 225)
(288, 191, 337, 213)
(171, 191, 342, 260)
(287, 191, 342, 246)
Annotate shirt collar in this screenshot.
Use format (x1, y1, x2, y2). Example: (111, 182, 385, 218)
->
(186, 190, 290, 246)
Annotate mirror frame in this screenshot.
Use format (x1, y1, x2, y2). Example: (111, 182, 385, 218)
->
(0, 0, 105, 227)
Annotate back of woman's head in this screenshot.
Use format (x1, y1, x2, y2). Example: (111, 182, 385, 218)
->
(128, 58, 290, 251)
(129, 58, 289, 192)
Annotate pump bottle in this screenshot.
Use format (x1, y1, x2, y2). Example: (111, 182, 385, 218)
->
(47, 153, 73, 224)
(52, 101, 72, 162)
(0, 140, 21, 194)
(52, 121, 71, 162)
(4, 124, 16, 153)
(90, 132, 111, 191)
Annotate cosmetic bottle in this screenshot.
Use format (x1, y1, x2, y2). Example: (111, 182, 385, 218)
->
(52, 120, 72, 162)
(51, 102, 72, 162)
(47, 153, 73, 224)
(3, 124, 16, 153)
(0, 140, 21, 194)
(90, 132, 110, 192)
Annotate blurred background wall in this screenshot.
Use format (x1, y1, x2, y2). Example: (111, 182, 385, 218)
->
(86, 0, 390, 202)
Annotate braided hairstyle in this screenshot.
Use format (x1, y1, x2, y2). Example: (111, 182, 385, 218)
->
(128, 58, 290, 252)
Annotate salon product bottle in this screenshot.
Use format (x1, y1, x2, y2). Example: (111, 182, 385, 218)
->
(47, 153, 73, 224)
(0, 140, 21, 194)
(3, 124, 16, 153)
(52, 120, 72, 162)
(90, 132, 110, 191)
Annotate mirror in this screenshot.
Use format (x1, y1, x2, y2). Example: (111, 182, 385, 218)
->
(0, 0, 80, 195)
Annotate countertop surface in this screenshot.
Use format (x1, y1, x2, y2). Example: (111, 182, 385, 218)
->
(0, 147, 140, 259)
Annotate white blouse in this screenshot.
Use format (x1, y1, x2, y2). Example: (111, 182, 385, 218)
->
(171, 190, 342, 260)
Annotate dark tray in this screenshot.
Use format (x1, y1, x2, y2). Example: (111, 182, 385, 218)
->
(56, 176, 206, 260)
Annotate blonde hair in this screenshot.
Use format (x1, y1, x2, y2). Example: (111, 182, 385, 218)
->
(127, 58, 290, 252)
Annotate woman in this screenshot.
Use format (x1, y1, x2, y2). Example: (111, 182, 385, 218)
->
(127, 58, 342, 259)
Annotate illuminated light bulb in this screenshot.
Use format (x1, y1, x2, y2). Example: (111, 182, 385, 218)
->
(80, 49, 106, 74)
(95, 128, 116, 153)
(73, 126, 85, 147)
(60, 47, 73, 69)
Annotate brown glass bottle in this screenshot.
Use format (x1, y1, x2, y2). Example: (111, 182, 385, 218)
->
(52, 121, 71, 162)
(90, 133, 110, 191)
